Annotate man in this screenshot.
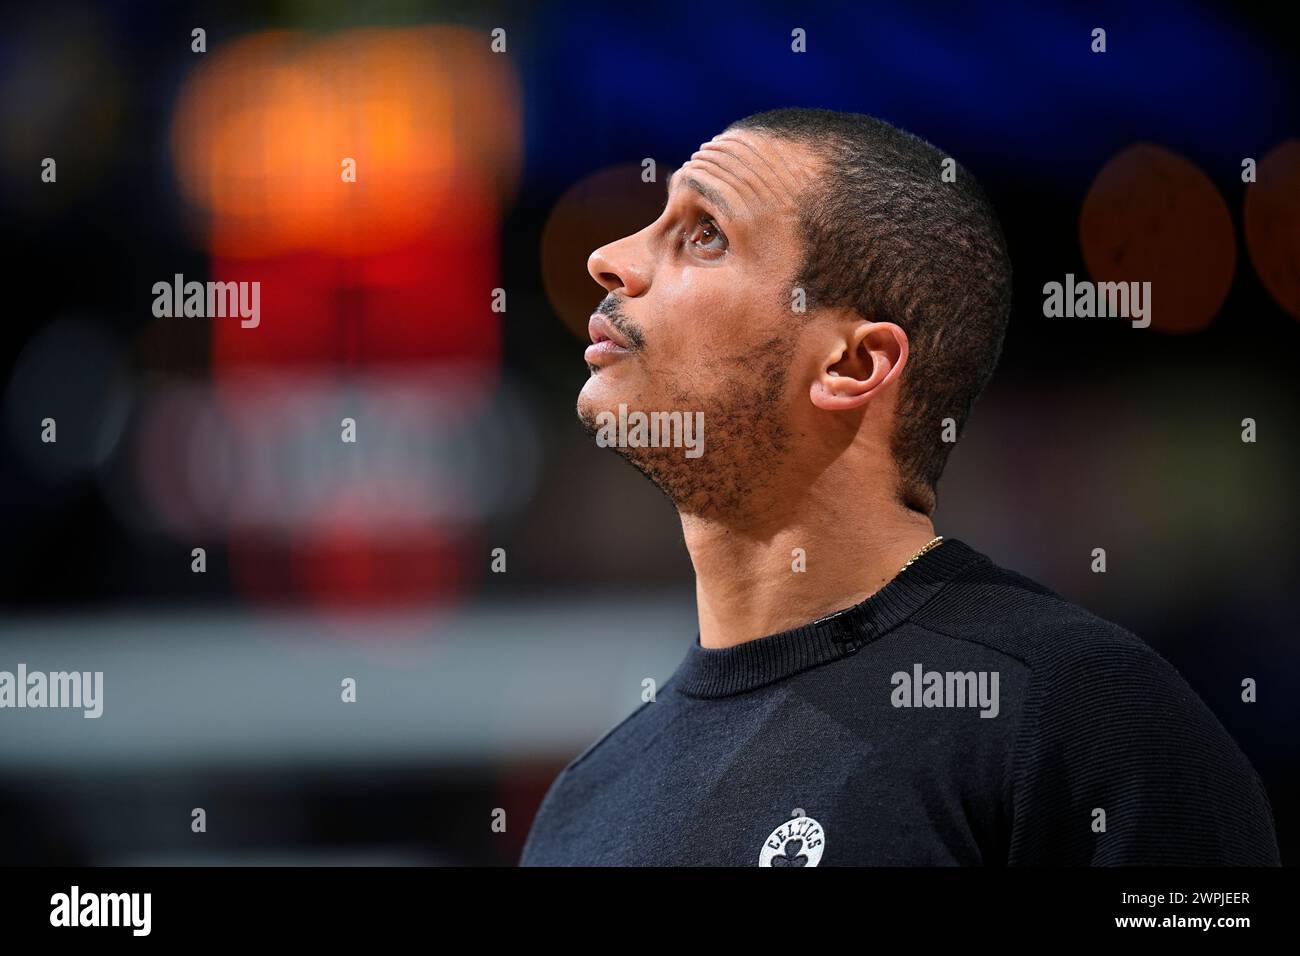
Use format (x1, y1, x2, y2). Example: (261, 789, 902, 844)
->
(520, 108, 1280, 866)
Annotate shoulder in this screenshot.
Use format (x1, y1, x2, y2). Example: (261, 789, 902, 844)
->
(909, 547, 1231, 726)
(519, 695, 660, 865)
(544, 675, 683, 785)
(917, 544, 1278, 863)
(565, 696, 658, 774)
(915, 545, 1236, 743)
(911, 546, 1151, 669)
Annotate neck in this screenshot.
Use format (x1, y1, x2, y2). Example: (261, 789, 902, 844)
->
(681, 467, 936, 650)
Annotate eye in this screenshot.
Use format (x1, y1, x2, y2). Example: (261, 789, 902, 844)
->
(687, 215, 728, 254)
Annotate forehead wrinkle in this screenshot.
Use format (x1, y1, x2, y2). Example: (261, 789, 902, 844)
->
(666, 167, 738, 220)
(707, 135, 809, 209)
(680, 153, 758, 215)
(684, 175, 734, 217)
(693, 142, 797, 217)
(689, 146, 764, 206)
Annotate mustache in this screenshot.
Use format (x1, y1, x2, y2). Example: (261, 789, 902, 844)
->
(596, 297, 645, 349)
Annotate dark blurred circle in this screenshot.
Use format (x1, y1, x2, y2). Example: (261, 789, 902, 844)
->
(3, 317, 130, 481)
(1080, 143, 1235, 333)
(540, 162, 667, 338)
(1244, 140, 1300, 321)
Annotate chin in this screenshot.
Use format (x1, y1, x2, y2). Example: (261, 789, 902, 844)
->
(576, 373, 623, 426)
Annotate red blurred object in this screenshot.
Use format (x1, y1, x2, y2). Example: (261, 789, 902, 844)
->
(167, 26, 521, 613)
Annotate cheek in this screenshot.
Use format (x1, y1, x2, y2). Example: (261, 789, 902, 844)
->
(651, 269, 740, 353)
(693, 281, 785, 361)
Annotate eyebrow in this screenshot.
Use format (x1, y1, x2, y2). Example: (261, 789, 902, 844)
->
(666, 171, 734, 219)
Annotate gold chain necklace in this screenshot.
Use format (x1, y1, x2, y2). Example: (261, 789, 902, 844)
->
(900, 535, 944, 573)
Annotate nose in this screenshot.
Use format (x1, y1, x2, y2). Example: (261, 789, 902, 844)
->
(587, 233, 649, 297)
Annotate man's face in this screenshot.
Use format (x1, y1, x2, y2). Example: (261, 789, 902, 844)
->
(576, 129, 824, 517)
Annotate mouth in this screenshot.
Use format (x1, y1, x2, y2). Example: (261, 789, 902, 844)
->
(585, 313, 632, 365)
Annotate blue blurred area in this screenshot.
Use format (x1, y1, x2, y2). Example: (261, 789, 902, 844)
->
(519, 0, 1298, 188)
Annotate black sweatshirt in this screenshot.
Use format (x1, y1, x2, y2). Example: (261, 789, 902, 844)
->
(519, 538, 1280, 866)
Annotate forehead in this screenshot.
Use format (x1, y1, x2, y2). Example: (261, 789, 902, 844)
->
(666, 130, 821, 221)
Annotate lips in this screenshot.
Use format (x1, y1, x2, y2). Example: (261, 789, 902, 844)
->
(585, 313, 633, 366)
(587, 313, 631, 350)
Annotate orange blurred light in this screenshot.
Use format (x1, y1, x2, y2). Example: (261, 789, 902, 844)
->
(171, 26, 521, 259)
(1244, 140, 1300, 321)
(1080, 143, 1235, 334)
(164, 25, 521, 614)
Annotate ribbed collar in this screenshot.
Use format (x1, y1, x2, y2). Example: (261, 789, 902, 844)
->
(669, 537, 987, 699)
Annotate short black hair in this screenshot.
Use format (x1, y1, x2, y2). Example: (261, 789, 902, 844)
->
(725, 107, 1013, 515)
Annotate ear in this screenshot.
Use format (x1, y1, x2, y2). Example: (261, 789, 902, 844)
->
(808, 321, 909, 412)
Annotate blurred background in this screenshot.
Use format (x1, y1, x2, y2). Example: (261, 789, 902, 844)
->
(0, 0, 1296, 865)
